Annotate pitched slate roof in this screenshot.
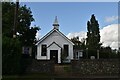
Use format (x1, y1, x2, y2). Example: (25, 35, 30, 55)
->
(36, 29, 74, 45)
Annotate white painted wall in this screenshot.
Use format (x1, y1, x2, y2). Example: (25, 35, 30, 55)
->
(37, 31, 74, 63)
(47, 43, 61, 63)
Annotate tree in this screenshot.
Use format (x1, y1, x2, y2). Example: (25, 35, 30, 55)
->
(19, 26, 40, 46)
(86, 14, 101, 58)
(99, 46, 118, 59)
(99, 46, 111, 58)
(2, 2, 40, 46)
(71, 37, 86, 58)
(71, 37, 86, 50)
(71, 36, 81, 46)
(2, 2, 15, 37)
(2, 36, 22, 74)
(2, 2, 39, 74)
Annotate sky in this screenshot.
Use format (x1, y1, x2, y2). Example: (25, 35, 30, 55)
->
(12, 0, 120, 2)
(20, 2, 118, 49)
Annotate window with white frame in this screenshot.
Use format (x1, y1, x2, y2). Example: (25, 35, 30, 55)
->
(41, 44, 47, 56)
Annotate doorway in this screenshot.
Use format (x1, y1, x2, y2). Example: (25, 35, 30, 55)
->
(50, 50, 58, 63)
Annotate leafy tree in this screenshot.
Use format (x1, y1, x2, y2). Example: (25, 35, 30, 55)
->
(99, 46, 112, 59)
(2, 2, 39, 74)
(71, 37, 86, 50)
(118, 48, 120, 58)
(86, 14, 101, 58)
(100, 46, 118, 59)
(80, 38, 86, 50)
(19, 26, 39, 46)
(2, 36, 22, 74)
(2, 2, 15, 37)
(2, 2, 40, 46)
(71, 37, 86, 58)
(71, 36, 81, 47)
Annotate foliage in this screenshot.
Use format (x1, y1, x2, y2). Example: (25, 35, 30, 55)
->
(71, 36, 81, 48)
(2, 2, 39, 74)
(86, 14, 101, 49)
(19, 26, 40, 46)
(86, 14, 101, 58)
(2, 2, 40, 46)
(71, 37, 86, 50)
(2, 2, 15, 37)
(99, 46, 118, 59)
(118, 50, 120, 58)
(71, 37, 86, 58)
(2, 36, 22, 74)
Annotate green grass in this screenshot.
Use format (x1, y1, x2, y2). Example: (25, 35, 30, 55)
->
(2, 73, 119, 80)
(63, 66, 71, 72)
(2, 73, 54, 80)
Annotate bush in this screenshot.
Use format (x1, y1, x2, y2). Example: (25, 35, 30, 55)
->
(2, 36, 22, 75)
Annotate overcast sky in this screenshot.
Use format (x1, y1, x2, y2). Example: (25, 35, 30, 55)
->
(20, 2, 118, 49)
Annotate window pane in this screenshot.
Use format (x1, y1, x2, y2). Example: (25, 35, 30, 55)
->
(41, 45, 47, 56)
(64, 45, 69, 56)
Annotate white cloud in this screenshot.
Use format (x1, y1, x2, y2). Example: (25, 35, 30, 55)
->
(100, 24, 118, 49)
(36, 24, 118, 49)
(36, 31, 41, 40)
(67, 31, 87, 41)
(105, 16, 118, 23)
(66, 24, 118, 49)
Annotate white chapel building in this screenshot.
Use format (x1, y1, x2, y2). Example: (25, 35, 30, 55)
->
(36, 16, 74, 63)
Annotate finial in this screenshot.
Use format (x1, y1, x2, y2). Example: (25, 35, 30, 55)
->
(53, 16, 59, 30)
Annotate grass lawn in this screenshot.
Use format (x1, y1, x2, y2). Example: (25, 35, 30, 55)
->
(63, 65, 71, 72)
(2, 73, 119, 80)
(2, 73, 55, 80)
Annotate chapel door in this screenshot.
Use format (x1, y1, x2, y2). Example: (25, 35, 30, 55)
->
(50, 50, 58, 63)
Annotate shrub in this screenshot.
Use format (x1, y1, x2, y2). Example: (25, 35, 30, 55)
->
(2, 36, 22, 75)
